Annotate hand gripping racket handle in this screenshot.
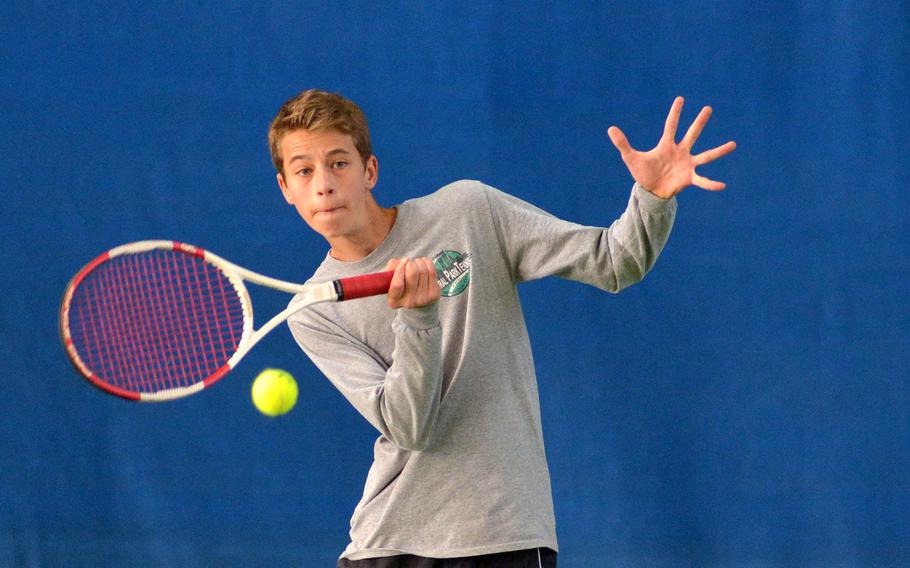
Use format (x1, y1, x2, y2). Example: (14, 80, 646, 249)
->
(335, 271, 395, 301)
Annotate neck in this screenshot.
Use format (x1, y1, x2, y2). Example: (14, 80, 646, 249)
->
(328, 205, 398, 262)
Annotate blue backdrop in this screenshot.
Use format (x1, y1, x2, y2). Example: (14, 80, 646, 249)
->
(2, 2, 908, 566)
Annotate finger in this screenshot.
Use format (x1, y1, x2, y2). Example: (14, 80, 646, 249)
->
(419, 258, 441, 306)
(681, 105, 712, 150)
(662, 96, 684, 142)
(692, 173, 726, 191)
(388, 258, 408, 306)
(414, 257, 429, 300)
(404, 258, 419, 299)
(607, 126, 634, 159)
(420, 258, 440, 303)
(423, 258, 440, 295)
(693, 141, 737, 166)
(384, 258, 402, 272)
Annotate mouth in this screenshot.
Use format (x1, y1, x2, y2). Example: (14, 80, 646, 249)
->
(314, 206, 344, 216)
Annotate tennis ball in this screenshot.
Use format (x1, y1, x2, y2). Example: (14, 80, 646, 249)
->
(251, 368, 298, 417)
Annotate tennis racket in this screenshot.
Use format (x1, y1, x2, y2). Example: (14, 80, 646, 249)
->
(59, 240, 393, 401)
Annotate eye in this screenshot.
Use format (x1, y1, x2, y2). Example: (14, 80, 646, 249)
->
(296, 167, 312, 177)
(333, 160, 348, 169)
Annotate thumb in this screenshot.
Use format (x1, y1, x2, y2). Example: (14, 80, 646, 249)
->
(384, 258, 402, 271)
(607, 126, 633, 159)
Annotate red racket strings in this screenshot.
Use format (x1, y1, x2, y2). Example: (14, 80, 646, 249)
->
(66, 250, 246, 394)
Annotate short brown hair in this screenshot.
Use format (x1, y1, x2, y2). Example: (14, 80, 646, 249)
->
(268, 89, 372, 174)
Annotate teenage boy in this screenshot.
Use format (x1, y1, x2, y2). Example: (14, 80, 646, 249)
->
(269, 90, 735, 567)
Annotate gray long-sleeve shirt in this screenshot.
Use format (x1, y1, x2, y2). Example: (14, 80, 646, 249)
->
(287, 180, 676, 560)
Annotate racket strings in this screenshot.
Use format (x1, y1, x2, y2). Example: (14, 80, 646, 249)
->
(67, 250, 246, 393)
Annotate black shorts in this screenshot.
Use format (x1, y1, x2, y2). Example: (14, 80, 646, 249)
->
(337, 547, 557, 568)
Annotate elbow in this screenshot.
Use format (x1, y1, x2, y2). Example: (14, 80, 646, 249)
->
(378, 364, 444, 452)
(387, 395, 441, 451)
(609, 254, 653, 293)
(395, 434, 432, 452)
(388, 420, 437, 451)
(603, 234, 655, 294)
(381, 396, 441, 452)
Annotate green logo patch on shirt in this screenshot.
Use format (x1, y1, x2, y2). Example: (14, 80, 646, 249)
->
(433, 250, 472, 297)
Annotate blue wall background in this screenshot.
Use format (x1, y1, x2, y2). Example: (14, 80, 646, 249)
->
(2, 2, 908, 566)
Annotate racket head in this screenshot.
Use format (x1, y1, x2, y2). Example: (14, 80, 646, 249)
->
(59, 241, 253, 401)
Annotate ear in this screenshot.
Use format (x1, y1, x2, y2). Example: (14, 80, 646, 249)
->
(276, 172, 293, 204)
(364, 155, 379, 191)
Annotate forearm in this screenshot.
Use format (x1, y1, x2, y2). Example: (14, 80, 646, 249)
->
(603, 182, 677, 292)
(378, 303, 444, 451)
(289, 302, 444, 451)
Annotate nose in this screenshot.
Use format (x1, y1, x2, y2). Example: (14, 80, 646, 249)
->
(313, 167, 334, 196)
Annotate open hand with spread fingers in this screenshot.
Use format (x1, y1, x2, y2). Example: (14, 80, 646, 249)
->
(607, 97, 737, 200)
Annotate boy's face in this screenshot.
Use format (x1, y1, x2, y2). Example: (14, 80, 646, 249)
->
(276, 128, 378, 242)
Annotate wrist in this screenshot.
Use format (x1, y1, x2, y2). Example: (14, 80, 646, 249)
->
(633, 183, 676, 211)
(395, 301, 440, 330)
(644, 183, 675, 200)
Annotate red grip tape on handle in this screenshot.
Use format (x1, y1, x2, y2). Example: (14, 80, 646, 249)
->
(336, 271, 395, 301)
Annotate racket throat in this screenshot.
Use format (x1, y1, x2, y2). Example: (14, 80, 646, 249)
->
(311, 281, 342, 303)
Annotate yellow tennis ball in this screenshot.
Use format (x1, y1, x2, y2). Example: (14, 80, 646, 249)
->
(251, 368, 298, 417)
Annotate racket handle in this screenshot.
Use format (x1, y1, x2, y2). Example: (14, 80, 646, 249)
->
(335, 271, 395, 301)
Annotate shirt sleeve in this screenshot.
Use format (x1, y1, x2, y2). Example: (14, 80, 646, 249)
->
(483, 182, 677, 292)
(288, 303, 444, 452)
